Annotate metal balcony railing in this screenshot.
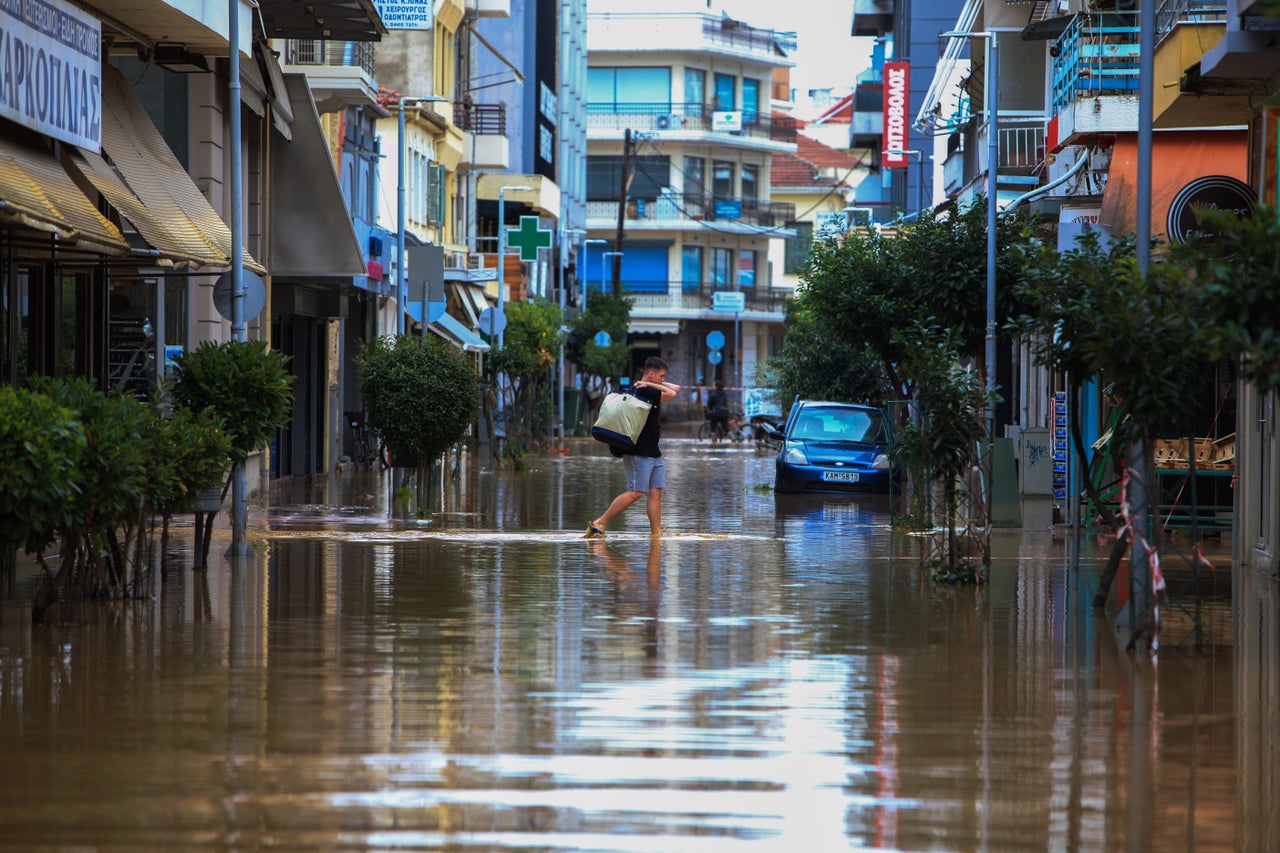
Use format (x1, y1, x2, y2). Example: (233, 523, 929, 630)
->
(625, 284, 785, 314)
(998, 117, 1046, 172)
(585, 193, 797, 229)
(454, 102, 506, 135)
(284, 40, 375, 76)
(1155, 0, 1227, 40)
(587, 103, 796, 144)
(1050, 13, 1140, 115)
(701, 15, 797, 54)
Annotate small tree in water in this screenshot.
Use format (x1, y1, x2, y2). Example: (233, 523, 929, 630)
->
(565, 291, 632, 434)
(358, 335, 478, 515)
(893, 327, 990, 582)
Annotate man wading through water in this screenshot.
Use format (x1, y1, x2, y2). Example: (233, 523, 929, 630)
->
(586, 356, 681, 539)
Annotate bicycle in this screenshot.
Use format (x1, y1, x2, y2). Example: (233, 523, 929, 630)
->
(344, 411, 376, 466)
(698, 411, 745, 443)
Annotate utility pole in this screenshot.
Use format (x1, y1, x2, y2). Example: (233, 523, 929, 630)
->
(612, 128, 635, 297)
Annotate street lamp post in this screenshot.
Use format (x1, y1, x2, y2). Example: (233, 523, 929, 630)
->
(882, 148, 928, 219)
(558, 227, 587, 438)
(397, 96, 448, 337)
(600, 252, 623, 315)
(497, 184, 533, 349)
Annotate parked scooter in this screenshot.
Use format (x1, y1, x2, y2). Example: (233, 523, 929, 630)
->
(749, 414, 785, 450)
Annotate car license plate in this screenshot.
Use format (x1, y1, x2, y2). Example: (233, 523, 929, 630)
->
(822, 471, 860, 483)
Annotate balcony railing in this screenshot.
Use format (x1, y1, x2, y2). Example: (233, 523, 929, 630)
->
(1155, 0, 1226, 39)
(998, 117, 1046, 172)
(284, 40, 375, 76)
(625, 284, 786, 314)
(700, 15, 797, 54)
(587, 103, 796, 144)
(455, 101, 507, 135)
(585, 193, 796, 229)
(1051, 13, 1139, 115)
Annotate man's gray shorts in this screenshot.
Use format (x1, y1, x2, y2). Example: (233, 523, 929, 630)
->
(623, 455, 665, 492)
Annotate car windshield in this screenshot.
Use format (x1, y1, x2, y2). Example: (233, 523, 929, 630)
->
(792, 407, 885, 444)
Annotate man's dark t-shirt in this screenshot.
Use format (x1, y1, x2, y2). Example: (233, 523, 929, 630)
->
(616, 384, 662, 458)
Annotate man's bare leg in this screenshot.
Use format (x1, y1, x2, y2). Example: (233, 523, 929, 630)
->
(591, 490, 643, 535)
(646, 488, 662, 537)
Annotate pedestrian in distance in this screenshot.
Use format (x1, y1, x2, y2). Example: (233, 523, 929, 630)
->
(705, 379, 730, 440)
(586, 356, 682, 539)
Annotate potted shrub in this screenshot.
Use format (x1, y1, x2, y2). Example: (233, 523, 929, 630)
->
(357, 335, 478, 515)
(170, 341, 293, 560)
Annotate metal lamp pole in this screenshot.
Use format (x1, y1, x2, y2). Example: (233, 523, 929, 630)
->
(497, 184, 533, 349)
(883, 148, 927, 218)
(227, 0, 248, 556)
(600, 252, 623, 315)
(559, 227, 586, 437)
(396, 96, 448, 337)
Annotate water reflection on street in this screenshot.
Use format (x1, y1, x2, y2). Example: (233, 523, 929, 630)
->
(0, 436, 1273, 850)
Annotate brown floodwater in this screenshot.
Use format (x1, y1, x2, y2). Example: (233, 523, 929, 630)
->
(0, 434, 1274, 851)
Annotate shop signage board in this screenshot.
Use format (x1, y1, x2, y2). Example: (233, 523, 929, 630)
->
(0, 0, 102, 149)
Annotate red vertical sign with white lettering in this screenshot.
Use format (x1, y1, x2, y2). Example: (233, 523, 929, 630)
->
(883, 62, 911, 169)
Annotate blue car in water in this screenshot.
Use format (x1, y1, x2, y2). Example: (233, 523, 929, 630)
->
(774, 401, 893, 494)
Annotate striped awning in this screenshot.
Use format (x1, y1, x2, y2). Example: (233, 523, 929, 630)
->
(0, 133, 129, 256)
(94, 64, 265, 274)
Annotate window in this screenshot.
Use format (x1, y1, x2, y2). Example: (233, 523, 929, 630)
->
(683, 155, 705, 200)
(681, 245, 703, 292)
(784, 221, 814, 274)
(741, 163, 758, 201)
(742, 78, 759, 124)
(684, 68, 705, 114)
(714, 73, 735, 110)
(588, 67, 671, 109)
(710, 247, 732, 287)
(712, 160, 734, 198)
(738, 250, 757, 288)
(427, 164, 445, 227)
(587, 155, 671, 201)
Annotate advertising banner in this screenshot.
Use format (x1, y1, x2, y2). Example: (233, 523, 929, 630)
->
(883, 61, 910, 169)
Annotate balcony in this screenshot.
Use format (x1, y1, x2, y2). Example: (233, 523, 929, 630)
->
(627, 283, 786, 319)
(1048, 13, 1141, 150)
(584, 193, 797, 235)
(998, 116, 1047, 175)
(456, 102, 509, 170)
(282, 40, 378, 111)
(587, 103, 796, 148)
(851, 0, 894, 37)
(1152, 2, 1233, 127)
(589, 12, 796, 65)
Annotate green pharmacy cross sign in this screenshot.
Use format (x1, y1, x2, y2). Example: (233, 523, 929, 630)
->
(506, 215, 553, 262)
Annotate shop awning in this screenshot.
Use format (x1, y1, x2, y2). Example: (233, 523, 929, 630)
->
(268, 73, 366, 279)
(629, 319, 681, 335)
(449, 281, 490, 326)
(0, 132, 129, 255)
(98, 65, 265, 274)
(430, 312, 491, 353)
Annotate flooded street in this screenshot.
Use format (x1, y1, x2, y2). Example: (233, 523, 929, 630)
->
(0, 435, 1273, 851)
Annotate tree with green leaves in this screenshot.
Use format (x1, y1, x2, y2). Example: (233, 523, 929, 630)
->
(358, 335, 478, 514)
(489, 300, 564, 461)
(565, 291, 632, 434)
(760, 297, 889, 407)
(893, 325, 990, 580)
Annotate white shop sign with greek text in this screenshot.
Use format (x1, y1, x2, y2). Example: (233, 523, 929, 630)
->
(0, 0, 101, 149)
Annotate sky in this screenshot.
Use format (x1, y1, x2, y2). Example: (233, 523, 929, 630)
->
(717, 0, 874, 117)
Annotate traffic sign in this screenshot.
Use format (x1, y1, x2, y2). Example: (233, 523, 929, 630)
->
(712, 291, 746, 312)
(593, 331, 612, 347)
(479, 306, 507, 337)
(708, 351, 723, 365)
(706, 330, 726, 350)
(213, 270, 267, 322)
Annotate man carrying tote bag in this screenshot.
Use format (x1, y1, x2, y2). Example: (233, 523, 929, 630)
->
(585, 357, 681, 539)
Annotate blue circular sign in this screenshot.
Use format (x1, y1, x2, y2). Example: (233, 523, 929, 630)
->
(708, 350, 723, 365)
(593, 331, 612, 347)
(706, 330, 726, 351)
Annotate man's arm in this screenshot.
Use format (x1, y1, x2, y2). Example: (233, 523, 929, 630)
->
(637, 380, 681, 402)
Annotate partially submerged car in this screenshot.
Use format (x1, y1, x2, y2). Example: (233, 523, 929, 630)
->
(774, 401, 893, 494)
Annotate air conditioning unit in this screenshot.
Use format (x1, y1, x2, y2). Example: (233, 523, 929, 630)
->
(654, 114, 683, 130)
